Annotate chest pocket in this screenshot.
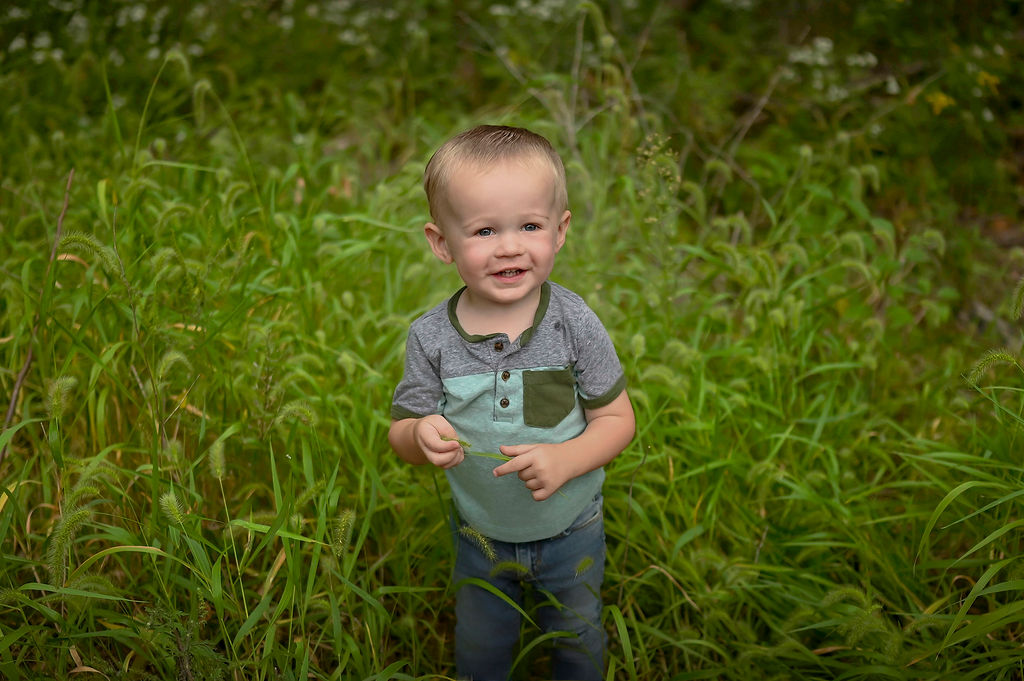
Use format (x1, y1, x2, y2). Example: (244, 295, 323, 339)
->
(523, 367, 577, 428)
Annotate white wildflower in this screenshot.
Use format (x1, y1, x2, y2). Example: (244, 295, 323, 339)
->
(68, 14, 89, 43)
(826, 84, 848, 102)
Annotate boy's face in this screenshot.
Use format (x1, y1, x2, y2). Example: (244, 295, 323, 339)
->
(424, 156, 570, 313)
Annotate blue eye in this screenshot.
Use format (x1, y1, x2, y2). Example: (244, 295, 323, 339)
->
(523, 223, 540, 232)
(477, 227, 494, 237)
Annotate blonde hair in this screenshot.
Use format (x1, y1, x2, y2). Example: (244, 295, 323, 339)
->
(423, 125, 568, 224)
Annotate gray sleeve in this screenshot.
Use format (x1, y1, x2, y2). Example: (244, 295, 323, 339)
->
(391, 325, 445, 420)
(572, 304, 627, 409)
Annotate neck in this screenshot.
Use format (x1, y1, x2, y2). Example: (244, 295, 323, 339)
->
(456, 287, 542, 340)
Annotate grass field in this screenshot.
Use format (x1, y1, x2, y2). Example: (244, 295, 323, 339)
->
(3, 1, 1024, 679)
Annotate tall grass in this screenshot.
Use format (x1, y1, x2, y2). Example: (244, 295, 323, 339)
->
(2, 1, 1023, 679)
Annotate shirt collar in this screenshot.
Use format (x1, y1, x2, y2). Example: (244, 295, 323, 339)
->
(446, 280, 551, 347)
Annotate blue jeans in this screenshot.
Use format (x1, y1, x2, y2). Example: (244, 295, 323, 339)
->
(453, 494, 606, 681)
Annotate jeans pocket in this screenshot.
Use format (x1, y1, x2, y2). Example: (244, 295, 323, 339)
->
(561, 495, 603, 537)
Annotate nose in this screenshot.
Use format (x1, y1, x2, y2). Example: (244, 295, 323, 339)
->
(495, 230, 523, 256)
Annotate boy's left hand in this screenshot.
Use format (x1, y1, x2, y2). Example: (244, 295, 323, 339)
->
(493, 443, 571, 501)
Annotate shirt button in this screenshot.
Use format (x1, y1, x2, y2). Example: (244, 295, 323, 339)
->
(493, 341, 504, 352)
(501, 370, 510, 381)
(499, 397, 510, 408)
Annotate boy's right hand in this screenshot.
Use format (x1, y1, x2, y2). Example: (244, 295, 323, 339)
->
(413, 415, 464, 469)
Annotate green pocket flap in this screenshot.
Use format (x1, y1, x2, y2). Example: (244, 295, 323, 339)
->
(522, 367, 576, 428)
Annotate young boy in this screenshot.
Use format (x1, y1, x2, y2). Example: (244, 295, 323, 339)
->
(389, 125, 634, 681)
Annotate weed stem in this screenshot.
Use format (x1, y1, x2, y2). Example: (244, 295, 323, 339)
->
(1, 168, 74, 464)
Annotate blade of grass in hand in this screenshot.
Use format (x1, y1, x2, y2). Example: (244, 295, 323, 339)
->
(441, 436, 511, 461)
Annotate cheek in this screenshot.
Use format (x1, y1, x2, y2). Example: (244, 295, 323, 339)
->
(539, 237, 561, 258)
(450, 245, 489, 274)
(456, 241, 488, 261)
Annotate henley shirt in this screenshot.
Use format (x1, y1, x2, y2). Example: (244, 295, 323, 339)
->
(391, 280, 626, 542)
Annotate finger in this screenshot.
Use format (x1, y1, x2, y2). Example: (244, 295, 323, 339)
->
(441, 450, 464, 469)
(493, 456, 530, 477)
(499, 444, 531, 457)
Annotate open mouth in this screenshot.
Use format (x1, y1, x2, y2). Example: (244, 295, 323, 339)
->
(495, 269, 525, 278)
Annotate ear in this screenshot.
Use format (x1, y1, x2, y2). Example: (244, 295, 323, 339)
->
(554, 210, 570, 252)
(424, 222, 454, 264)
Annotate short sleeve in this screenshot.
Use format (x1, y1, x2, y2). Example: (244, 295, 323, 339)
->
(571, 304, 627, 409)
(391, 325, 445, 420)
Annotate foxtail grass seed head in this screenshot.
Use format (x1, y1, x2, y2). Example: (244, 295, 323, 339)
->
(208, 440, 226, 481)
(295, 478, 326, 507)
(331, 509, 355, 558)
(859, 163, 881, 193)
(966, 348, 1020, 386)
(872, 220, 897, 258)
(338, 350, 357, 376)
(822, 586, 869, 608)
(162, 439, 183, 466)
(192, 78, 213, 128)
(156, 349, 191, 383)
(45, 506, 91, 585)
(919, 228, 946, 256)
(630, 333, 646, 358)
(780, 242, 809, 268)
(681, 181, 706, 215)
(839, 231, 866, 261)
(147, 246, 181, 280)
(67, 484, 100, 507)
(490, 561, 530, 578)
(46, 375, 78, 420)
(64, 573, 118, 612)
(160, 490, 188, 525)
(705, 158, 733, 183)
(274, 399, 318, 428)
(459, 525, 497, 563)
(59, 231, 120, 278)
(1013, 274, 1024, 320)
(162, 46, 192, 80)
(0, 588, 29, 607)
